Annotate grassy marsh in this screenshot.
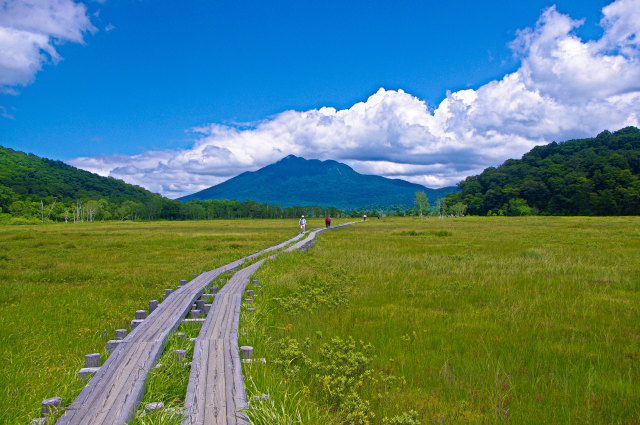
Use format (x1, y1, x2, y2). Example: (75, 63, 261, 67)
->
(241, 216, 640, 424)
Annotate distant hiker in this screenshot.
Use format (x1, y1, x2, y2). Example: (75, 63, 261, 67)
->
(299, 215, 306, 233)
(325, 216, 331, 228)
(363, 214, 367, 221)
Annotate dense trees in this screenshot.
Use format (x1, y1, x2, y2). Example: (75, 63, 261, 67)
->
(443, 127, 640, 216)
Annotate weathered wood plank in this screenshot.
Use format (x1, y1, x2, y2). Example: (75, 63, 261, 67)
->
(184, 261, 263, 425)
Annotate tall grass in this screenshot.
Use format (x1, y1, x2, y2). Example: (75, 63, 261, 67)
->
(241, 216, 640, 424)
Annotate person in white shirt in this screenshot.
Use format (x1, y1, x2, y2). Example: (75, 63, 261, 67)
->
(299, 215, 306, 233)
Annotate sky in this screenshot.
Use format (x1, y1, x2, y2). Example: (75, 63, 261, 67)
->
(1, 0, 639, 198)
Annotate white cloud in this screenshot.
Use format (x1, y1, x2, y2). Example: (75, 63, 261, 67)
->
(0, 0, 95, 90)
(512, 4, 640, 102)
(0, 104, 14, 118)
(69, 0, 640, 199)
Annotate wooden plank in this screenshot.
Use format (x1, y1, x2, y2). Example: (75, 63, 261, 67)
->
(184, 261, 263, 425)
(56, 233, 305, 425)
(284, 221, 357, 252)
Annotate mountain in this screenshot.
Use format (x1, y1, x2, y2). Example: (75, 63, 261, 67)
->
(443, 127, 640, 216)
(178, 155, 457, 209)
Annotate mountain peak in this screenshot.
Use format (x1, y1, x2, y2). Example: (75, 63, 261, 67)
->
(178, 156, 456, 209)
(274, 155, 350, 172)
(280, 154, 301, 161)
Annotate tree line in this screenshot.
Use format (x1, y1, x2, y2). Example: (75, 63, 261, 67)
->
(0, 190, 435, 224)
(0, 192, 352, 224)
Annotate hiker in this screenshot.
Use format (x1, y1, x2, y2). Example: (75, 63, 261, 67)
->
(325, 216, 331, 228)
(363, 214, 367, 221)
(299, 215, 306, 233)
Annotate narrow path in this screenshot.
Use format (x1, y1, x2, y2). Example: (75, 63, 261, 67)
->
(56, 232, 306, 425)
(183, 260, 264, 425)
(184, 222, 359, 425)
(285, 222, 357, 252)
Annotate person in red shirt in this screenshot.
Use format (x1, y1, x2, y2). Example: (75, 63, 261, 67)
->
(324, 216, 331, 228)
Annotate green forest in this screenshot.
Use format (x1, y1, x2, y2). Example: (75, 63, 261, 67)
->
(442, 126, 640, 216)
(0, 146, 345, 223)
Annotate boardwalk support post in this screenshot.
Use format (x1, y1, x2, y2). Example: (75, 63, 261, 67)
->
(79, 354, 101, 379)
(163, 289, 173, 300)
(135, 310, 146, 320)
(42, 397, 62, 417)
(174, 349, 186, 362)
(115, 329, 127, 339)
(149, 300, 158, 314)
(107, 340, 122, 355)
(240, 346, 254, 359)
(145, 402, 165, 412)
(131, 319, 143, 330)
(85, 353, 100, 367)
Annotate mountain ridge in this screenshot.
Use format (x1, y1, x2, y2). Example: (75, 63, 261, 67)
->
(178, 155, 456, 209)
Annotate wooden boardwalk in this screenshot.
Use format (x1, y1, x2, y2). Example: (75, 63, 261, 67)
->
(56, 233, 305, 425)
(183, 260, 264, 425)
(184, 222, 358, 425)
(285, 222, 356, 252)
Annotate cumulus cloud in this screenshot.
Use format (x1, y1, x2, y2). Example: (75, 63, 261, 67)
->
(0, 0, 95, 90)
(69, 0, 640, 199)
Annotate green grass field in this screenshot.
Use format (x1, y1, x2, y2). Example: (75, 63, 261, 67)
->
(1, 217, 639, 424)
(241, 216, 640, 424)
(0, 219, 318, 424)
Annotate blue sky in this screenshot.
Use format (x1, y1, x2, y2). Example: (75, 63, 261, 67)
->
(1, 0, 639, 197)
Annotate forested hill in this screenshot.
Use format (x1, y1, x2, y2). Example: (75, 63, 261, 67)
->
(444, 127, 640, 216)
(0, 146, 160, 203)
(0, 145, 174, 220)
